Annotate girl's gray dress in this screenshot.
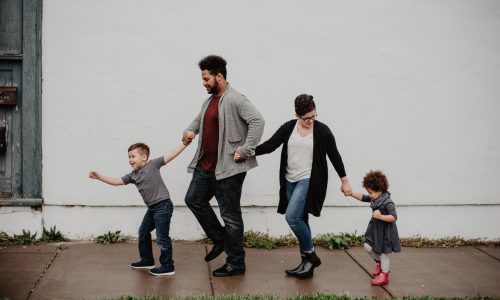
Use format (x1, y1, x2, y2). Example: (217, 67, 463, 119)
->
(362, 192, 401, 255)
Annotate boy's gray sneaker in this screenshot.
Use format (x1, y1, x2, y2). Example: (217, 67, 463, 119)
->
(149, 265, 175, 276)
(130, 260, 155, 269)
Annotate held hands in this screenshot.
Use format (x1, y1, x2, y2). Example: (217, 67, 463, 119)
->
(340, 181, 352, 196)
(182, 131, 196, 146)
(89, 170, 100, 180)
(234, 147, 245, 162)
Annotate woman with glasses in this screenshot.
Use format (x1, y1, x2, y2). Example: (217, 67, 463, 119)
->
(238, 94, 351, 279)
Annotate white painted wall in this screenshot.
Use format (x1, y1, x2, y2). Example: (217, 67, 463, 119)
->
(22, 0, 500, 239)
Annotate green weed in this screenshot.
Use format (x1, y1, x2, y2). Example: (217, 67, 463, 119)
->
(39, 226, 69, 243)
(14, 230, 38, 245)
(313, 232, 364, 250)
(94, 230, 125, 244)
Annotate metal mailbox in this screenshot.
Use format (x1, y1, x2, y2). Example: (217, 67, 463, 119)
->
(0, 87, 17, 106)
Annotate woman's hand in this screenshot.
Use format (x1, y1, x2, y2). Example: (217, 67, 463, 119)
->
(341, 180, 352, 196)
(234, 147, 245, 162)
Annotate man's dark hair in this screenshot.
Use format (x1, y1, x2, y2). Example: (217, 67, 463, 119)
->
(363, 170, 389, 193)
(128, 143, 150, 159)
(199, 55, 227, 79)
(294, 94, 316, 116)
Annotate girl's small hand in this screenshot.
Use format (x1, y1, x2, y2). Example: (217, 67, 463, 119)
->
(372, 210, 382, 219)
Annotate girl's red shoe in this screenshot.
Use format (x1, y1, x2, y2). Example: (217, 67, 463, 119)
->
(371, 272, 389, 286)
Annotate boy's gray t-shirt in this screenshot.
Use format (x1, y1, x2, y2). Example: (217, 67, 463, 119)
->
(121, 157, 170, 206)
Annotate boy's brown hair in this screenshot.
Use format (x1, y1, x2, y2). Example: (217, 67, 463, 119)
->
(128, 143, 150, 159)
(362, 170, 389, 193)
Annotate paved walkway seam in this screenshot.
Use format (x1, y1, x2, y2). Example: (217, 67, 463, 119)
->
(472, 246, 500, 262)
(344, 249, 393, 297)
(26, 247, 60, 300)
(204, 244, 216, 296)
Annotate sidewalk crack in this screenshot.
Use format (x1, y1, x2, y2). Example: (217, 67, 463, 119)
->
(472, 246, 500, 262)
(26, 247, 61, 300)
(205, 244, 215, 296)
(344, 249, 393, 297)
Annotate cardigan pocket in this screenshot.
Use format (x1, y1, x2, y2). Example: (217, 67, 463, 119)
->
(226, 136, 242, 154)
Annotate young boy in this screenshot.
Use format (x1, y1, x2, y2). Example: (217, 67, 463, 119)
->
(89, 142, 186, 276)
(347, 170, 401, 286)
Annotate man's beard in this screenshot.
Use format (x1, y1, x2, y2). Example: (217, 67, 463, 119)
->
(208, 81, 219, 95)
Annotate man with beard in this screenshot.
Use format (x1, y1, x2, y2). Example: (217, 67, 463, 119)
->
(182, 55, 265, 277)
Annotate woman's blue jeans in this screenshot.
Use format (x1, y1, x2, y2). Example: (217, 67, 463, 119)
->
(138, 199, 174, 269)
(285, 178, 313, 253)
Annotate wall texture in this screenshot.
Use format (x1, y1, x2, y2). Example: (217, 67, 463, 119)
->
(26, 0, 500, 239)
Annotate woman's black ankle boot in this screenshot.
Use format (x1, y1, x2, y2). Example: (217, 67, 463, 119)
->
(285, 254, 306, 275)
(295, 251, 321, 279)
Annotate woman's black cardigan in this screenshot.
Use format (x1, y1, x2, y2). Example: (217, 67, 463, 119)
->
(255, 119, 347, 217)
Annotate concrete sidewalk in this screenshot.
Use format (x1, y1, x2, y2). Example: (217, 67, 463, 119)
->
(1, 241, 499, 299)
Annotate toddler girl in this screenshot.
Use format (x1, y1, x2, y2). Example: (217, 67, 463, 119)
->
(348, 170, 401, 285)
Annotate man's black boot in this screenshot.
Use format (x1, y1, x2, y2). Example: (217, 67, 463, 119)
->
(212, 263, 245, 277)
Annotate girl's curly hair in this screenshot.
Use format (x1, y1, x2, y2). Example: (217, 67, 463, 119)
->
(294, 94, 316, 117)
(362, 170, 389, 192)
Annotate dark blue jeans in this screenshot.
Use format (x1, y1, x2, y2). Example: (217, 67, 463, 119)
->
(185, 164, 246, 268)
(138, 199, 174, 269)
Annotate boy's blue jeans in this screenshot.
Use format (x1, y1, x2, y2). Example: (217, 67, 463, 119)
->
(285, 178, 313, 253)
(138, 199, 174, 269)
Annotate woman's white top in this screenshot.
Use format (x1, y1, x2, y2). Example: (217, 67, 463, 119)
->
(285, 122, 314, 182)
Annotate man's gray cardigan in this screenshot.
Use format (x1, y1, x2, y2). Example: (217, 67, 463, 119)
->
(186, 84, 265, 180)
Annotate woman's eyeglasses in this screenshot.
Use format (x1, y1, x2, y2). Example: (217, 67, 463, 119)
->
(299, 113, 318, 122)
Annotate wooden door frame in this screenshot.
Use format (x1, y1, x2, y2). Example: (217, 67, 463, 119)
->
(0, 0, 42, 206)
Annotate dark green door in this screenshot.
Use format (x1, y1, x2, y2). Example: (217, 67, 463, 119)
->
(0, 1, 23, 198)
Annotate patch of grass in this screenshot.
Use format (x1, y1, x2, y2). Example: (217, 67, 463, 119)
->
(200, 231, 500, 250)
(200, 231, 299, 249)
(243, 230, 298, 249)
(114, 295, 280, 300)
(313, 232, 364, 250)
(0, 231, 14, 245)
(39, 226, 69, 243)
(191, 296, 280, 300)
(115, 296, 166, 300)
(401, 236, 500, 248)
(288, 293, 364, 300)
(94, 230, 125, 244)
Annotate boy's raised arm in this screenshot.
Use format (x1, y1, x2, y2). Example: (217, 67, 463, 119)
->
(163, 144, 188, 164)
(89, 170, 124, 186)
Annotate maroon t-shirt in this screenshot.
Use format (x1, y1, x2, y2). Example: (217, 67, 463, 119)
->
(200, 96, 220, 172)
